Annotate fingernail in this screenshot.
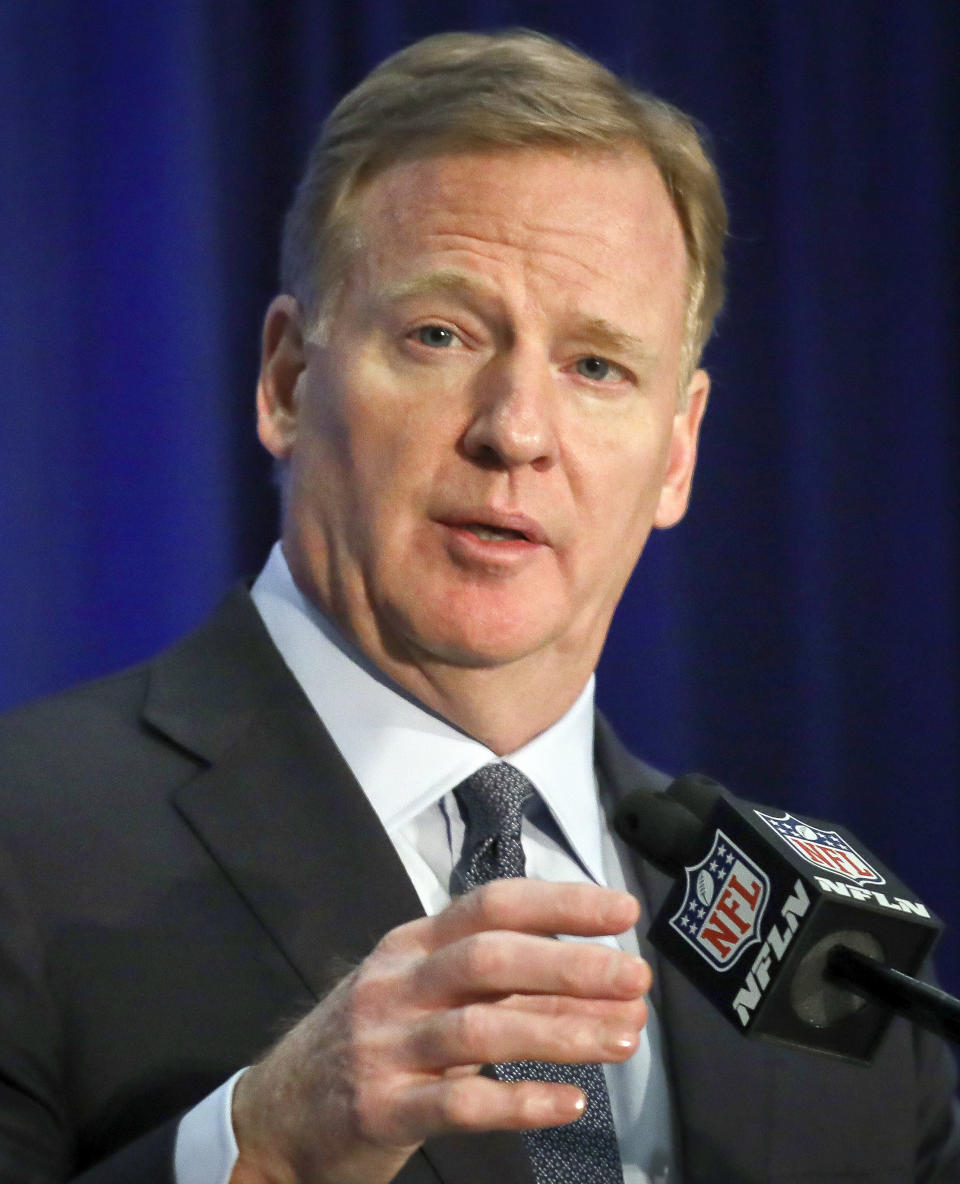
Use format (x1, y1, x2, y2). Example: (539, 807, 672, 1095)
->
(607, 1027, 636, 1054)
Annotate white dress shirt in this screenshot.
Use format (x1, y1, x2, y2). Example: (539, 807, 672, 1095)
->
(175, 543, 675, 1183)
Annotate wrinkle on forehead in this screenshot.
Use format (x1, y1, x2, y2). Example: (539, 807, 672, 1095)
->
(346, 148, 690, 346)
(418, 228, 632, 292)
(366, 147, 681, 248)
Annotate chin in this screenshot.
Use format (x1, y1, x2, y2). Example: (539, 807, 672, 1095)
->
(394, 600, 562, 670)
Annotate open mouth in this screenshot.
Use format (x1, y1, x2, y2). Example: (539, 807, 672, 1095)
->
(462, 523, 530, 542)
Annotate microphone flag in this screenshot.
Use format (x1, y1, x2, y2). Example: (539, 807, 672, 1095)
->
(667, 829, 771, 971)
(647, 791, 942, 1062)
(755, 811, 885, 887)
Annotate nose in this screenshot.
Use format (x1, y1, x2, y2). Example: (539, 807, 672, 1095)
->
(461, 350, 557, 470)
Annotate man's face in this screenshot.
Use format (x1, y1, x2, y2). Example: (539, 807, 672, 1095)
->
(259, 148, 708, 688)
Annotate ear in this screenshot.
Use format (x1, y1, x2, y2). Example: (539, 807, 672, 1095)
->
(653, 368, 710, 529)
(257, 294, 307, 460)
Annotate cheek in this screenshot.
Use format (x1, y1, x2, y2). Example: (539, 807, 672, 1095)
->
(335, 415, 443, 553)
(575, 419, 671, 520)
(576, 441, 673, 569)
(328, 351, 452, 466)
(299, 365, 399, 482)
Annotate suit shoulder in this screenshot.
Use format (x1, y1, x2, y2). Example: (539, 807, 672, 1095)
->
(0, 661, 153, 762)
(0, 584, 297, 818)
(0, 667, 195, 835)
(0, 585, 263, 818)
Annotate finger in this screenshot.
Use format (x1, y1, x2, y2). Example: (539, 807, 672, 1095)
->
(423, 880, 640, 951)
(395, 1074, 588, 1142)
(495, 991, 650, 1026)
(407, 1001, 643, 1069)
(411, 929, 649, 1005)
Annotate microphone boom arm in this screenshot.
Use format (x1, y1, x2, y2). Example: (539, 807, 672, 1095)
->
(827, 946, 960, 1047)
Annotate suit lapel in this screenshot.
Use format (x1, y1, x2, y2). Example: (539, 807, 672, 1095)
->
(143, 587, 532, 1184)
(172, 697, 425, 993)
(144, 586, 423, 994)
(595, 717, 775, 1183)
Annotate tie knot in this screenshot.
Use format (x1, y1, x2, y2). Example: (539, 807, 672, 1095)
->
(451, 762, 536, 891)
(456, 762, 534, 839)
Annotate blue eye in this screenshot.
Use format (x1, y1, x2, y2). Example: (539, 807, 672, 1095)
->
(576, 356, 618, 381)
(417, 325, 456, 347)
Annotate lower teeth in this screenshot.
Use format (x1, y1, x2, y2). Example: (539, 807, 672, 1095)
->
(469, 526, 521, 541)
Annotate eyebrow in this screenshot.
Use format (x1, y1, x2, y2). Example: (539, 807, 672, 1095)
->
(377, 270, 657, 366)
(378, 269, 495, 307)
(572, 317, 657, 367)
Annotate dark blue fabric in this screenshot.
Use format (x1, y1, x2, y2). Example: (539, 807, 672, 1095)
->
(2, 3, 958, 993)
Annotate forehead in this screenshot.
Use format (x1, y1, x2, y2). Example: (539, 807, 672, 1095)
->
(343, 148, 689, 333)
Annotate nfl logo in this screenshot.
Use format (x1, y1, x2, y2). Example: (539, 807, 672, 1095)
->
(755, 811, 886, 886)
(668, 830, 770, 971)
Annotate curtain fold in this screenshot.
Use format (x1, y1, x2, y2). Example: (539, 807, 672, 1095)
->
(2, 1, 957, 989)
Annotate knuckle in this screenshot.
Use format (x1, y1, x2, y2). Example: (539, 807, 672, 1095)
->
(453, 1004, 491, 1056)
(348, 969, 384, 1017)
(472, 878, 517, 921)
(438, 1076, 478, 1128)
(461, 933, 508, 985)
(459, 883, 497, 928)
(556, 946, 600, 994)
(609, 1001, 645, 1035)
(596, 944, 622, 975)
(349, 1079, 390, 1141)
(590, 944, 623, 985)
(373, 920, 417, 957)
(553, 950, 581, 992)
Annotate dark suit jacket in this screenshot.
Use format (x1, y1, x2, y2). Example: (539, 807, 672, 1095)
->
(0, 588, 957, 1183)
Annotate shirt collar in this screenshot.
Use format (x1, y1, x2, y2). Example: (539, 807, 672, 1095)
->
(250, 542, 608, 885)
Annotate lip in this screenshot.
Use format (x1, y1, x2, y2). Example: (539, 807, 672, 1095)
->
(436, 508, 549, 547)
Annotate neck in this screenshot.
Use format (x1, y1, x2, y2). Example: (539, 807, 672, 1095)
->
(382, 651, 594, 754)
(293, 593, 593, 757)
(281, 543, 600, 753)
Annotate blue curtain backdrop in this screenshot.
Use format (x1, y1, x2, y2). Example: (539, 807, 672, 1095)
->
(2, 2, 958, 992)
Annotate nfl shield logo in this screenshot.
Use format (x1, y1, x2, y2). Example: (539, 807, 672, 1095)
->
(755, 811, 886, 886)
(668, 830, 770, 971)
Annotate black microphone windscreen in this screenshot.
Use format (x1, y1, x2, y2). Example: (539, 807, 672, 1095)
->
(664, 773, 725, 820)
(613, 788, 703, 876)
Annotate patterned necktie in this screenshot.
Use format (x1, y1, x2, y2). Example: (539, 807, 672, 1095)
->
(451, 762, 625, 1184)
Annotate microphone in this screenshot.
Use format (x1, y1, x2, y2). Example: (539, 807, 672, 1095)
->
(614, 775, 953, 1063)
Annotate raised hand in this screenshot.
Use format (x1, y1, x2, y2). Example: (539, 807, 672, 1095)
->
(230, 879, 649, 1184)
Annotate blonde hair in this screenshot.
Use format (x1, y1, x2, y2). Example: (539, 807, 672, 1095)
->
(281, 29, 727, 384)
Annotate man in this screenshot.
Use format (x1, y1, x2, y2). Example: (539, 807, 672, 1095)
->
(0, 29, 957, 1184)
